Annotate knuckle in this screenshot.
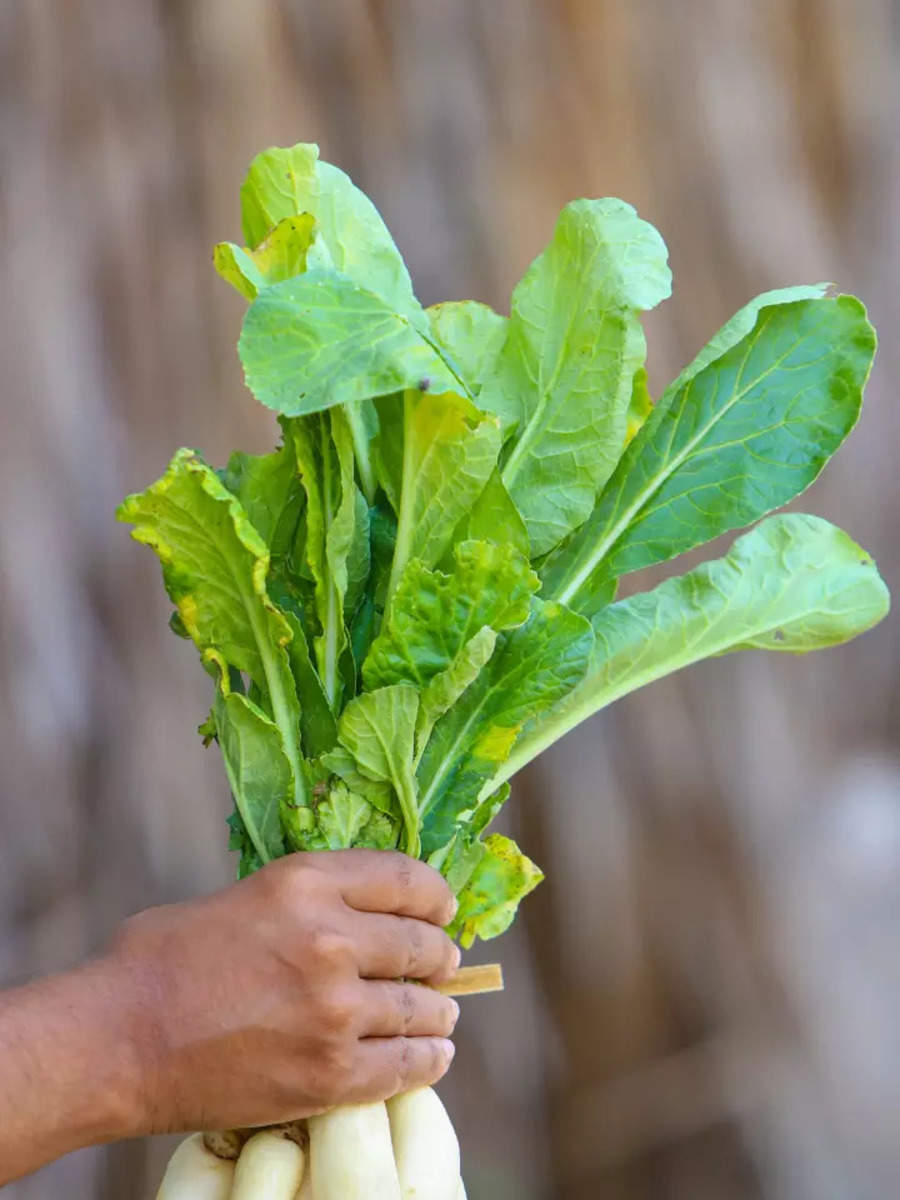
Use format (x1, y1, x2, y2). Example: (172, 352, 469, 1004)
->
(302, 926, 355, 972)
(321, 985, 360, 1037)
(387, 851, 414, 896)
(395, 985, 418, 1032)
(309, 1042, 355, 1105)
(265, 858, 318, 908)
(393, 1036, 414, 1094)
(403, 923, 426, 977)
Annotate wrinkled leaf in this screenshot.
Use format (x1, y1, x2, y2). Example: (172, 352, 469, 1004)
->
(337, 684, 421, 855)
(320, 743, 396, 816)
(363, 540, 538, 690)
(214, 214, 317, 299)
(497, 513, 890, 789)
(117, 449, 305, 793)
(239, 142, 420, 320)
(315, 784, 374, 849)
(481, 198, 671, 556)
(375, 390, 502, 602)
(415, 627, 498, 763)
(240, 272, 466, 416)
(214, 685, 290, 865)
(448, 834, 544, 948)
(417, 598, 593, 852)
(427, 301, 508, 395)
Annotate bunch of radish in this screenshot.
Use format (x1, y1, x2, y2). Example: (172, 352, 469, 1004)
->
(157, 1087, 464, 1200)
(122, 139, 887, 1199)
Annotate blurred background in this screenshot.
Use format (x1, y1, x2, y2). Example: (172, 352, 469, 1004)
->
(1, 2, 898, 1197)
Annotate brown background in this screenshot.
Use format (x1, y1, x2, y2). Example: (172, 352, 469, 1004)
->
(1, 2, 898, 1197)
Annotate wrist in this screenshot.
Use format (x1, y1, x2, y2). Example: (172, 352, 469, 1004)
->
(77, 951, 159, 1143)
(0, 956, 151, 1183)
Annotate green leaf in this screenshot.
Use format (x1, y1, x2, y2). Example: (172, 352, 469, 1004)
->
(345, 484, 372, 619)
(452, 468, 530, 558)
(363, 540, 538, 690)
(320, 743, 396, 816)
(427, 301, 508, 395)
(448, 834, 544, 948)
(117, 449, 305, 799)
(278, 608, 338, 758)
(239, 143, 420, 320)
(289, 412, 365, 709)
(425, 785, 511, 899)
(315, 784, 375, 849)
(227, 809, 265, 879)
(214, 214, 317, 299)
(626, 366, 653, 445)
(376, 390, 502, 604)
(415, 627, 498, 763)
(239, 271, 466, 416)
(307, 784, 399, 851)
(214, 685, 290, 865)
(218, 439, 303, 555)
(543, 295, 877, 608)
(417, 599, 593, 853)
(666, 283, 830, 393)
(337, 684, 422, 855)
(480, 198, 671, 556)
(353, 808, 400, 850)
(496, 514, 890, 789)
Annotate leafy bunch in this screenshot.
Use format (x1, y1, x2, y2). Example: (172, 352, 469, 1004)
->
(119, 144, 889, 946)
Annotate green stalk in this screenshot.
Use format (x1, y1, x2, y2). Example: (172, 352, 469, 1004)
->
(385, 390, 416, 607)
(239, 592, 308, 832)
(345, 399, 377, 504)
(319, 422, 341, 708)
(396, 767, 422, 858)
(550, 363, 788, 606)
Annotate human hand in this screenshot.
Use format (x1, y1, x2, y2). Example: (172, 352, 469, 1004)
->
(110, 850, 460, 1136)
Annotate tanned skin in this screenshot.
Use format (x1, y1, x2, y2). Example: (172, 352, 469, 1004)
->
(0, 850, 460, 1184)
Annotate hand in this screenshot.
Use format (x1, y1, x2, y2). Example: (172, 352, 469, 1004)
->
(110, 850, 461, 1136)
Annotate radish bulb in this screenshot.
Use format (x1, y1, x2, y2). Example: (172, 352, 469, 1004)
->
(456, 1179, 467, 1199)
(155, 1133, 235, 1200)
(230, 1129, 307, 1199)
(308, 1102, 401, 1199)
(387, 1087, 460, 1200)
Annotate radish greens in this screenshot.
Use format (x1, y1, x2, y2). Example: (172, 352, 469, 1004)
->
(119, 142, 888, 949)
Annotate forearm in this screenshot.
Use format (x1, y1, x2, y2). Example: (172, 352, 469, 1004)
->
(0, 956, 144, 1184)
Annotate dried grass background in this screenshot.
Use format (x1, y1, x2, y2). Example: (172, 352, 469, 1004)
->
(1, 2, 898, 1197)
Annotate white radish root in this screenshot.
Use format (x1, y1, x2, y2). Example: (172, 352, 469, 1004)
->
(387, 1087, 460, 1200)
(296, 1168, 314, 1198)
(456, 1178, 467, 1199)
(230, 1129, 307, 1199)
(155, 1133, 235, 1200)
(308, 1101, 401, 1200)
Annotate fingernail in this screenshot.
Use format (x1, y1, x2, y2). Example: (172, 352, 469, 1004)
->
(449, 999, 461, 1029)
(448, 896, 459, 922)
(441, 1038, 456, 1063)
(452, 944, 462, 971)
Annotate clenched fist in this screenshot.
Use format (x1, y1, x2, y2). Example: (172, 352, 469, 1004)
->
(0, 851, 460, 1184)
